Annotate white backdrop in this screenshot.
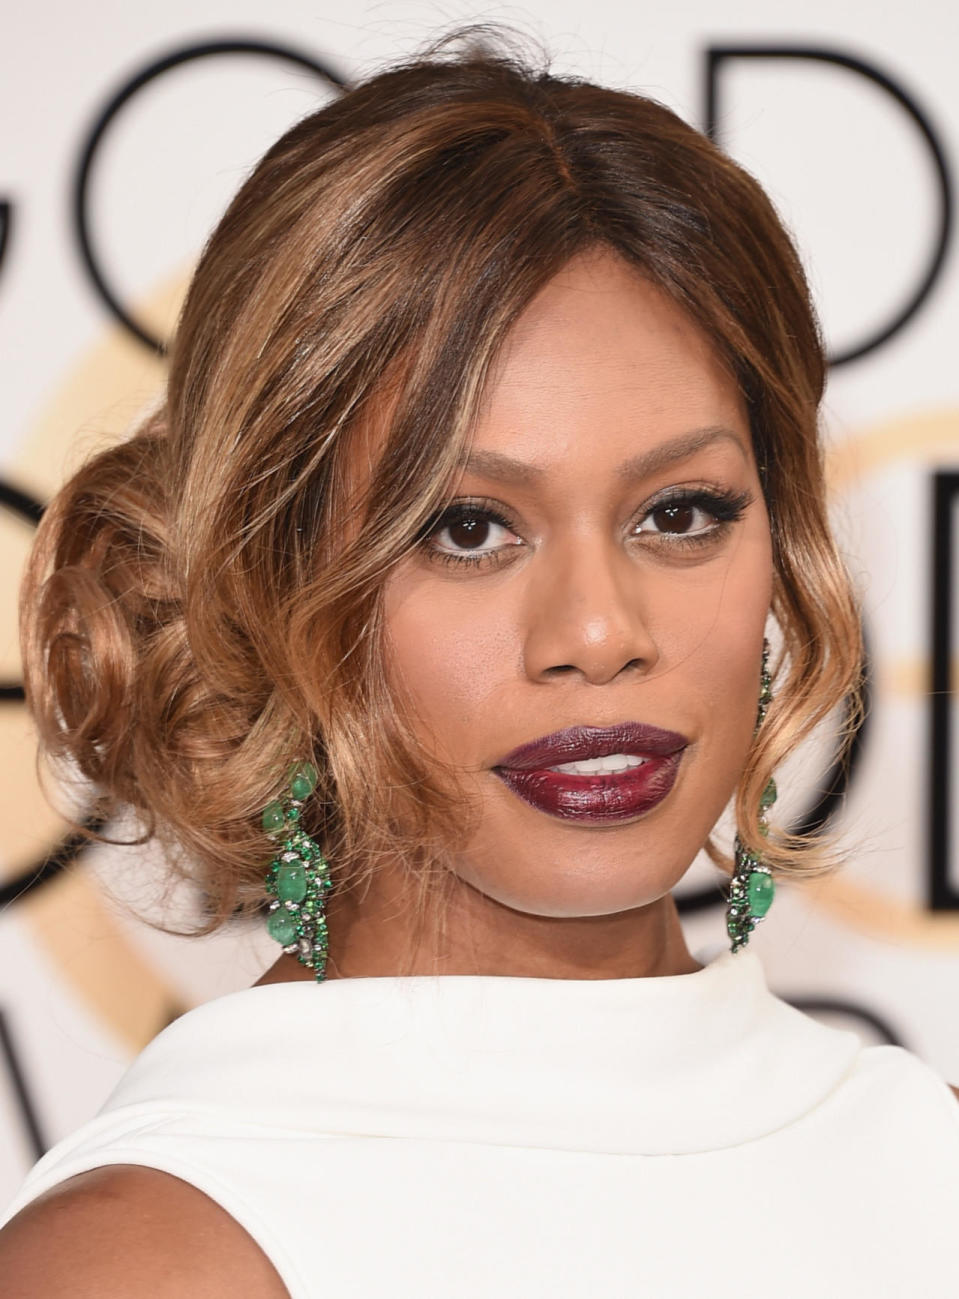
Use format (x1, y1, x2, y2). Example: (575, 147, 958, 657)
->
(3, 0, 959, 1205)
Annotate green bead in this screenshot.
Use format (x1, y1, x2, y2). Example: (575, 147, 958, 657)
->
(261, 801, 285, 833)
(267, 908, 297, 945)
(747, 871, 775, 917)
(290, 762, 318, 801)
(276, 863, 307, 903)
(760, 777, 778, 811)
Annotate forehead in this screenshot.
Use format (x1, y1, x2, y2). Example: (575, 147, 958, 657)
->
(475, 248, 750, 465)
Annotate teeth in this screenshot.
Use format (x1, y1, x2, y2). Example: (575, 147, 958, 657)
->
(548, 753, 648, 776)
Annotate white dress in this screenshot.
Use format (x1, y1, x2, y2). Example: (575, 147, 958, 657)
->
(3, 942, 958, 1297)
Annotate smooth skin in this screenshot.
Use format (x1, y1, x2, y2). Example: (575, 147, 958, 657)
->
(4, 248, 955, 1296)
(264, 247, 773, 984)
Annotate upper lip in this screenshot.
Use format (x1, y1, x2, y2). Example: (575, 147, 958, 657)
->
(495, 723, 689, 771)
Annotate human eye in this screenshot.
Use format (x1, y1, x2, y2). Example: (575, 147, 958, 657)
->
(419, 498, 524, 569)
(633, 485, 753, 548)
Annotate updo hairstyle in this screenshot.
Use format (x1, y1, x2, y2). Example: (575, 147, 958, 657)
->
(20, 27, 863, 936)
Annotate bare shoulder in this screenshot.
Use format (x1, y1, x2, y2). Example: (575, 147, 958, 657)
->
(0, 1164, 290, 1298)
(950, 1083, 959, 1104)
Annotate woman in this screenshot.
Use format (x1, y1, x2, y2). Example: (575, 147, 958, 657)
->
(2, 28, 957, 1298)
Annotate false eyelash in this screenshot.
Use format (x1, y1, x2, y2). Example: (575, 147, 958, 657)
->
(435, 501, 517, 534)
(417, 498, 521, 569)
(631, 486, 753, 552)
(641, 485, 753, 525)
(641, 488, 748, 517)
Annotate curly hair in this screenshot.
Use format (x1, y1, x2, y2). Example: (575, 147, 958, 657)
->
(20, 26, 863, 943)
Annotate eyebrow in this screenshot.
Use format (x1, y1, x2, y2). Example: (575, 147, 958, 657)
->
(456, 426, 748, 485)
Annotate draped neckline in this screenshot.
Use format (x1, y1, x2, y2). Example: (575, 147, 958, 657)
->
(102, 942, 862, 1155)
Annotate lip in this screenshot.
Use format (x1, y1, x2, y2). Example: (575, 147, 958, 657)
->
(493, 723, 689, 825)
(496, 723, 688, 770)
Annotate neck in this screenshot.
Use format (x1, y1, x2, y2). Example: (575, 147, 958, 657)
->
(256, 857, 702, 986)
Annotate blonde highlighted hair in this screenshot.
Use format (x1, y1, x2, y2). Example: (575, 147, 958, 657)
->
(21, 27, 863, 937)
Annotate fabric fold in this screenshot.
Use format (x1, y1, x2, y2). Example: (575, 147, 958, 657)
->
(99, 944, 863, 1155)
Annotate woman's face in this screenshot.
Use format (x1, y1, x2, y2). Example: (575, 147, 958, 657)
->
(382, 248, 772, 935)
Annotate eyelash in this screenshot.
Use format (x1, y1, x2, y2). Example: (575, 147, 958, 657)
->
(419, 487, 753, 570)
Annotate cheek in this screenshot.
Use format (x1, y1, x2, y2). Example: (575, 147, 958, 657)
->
(382, 573, 519, 763)
(668, 526, 774, 756)
(648, 518, 771, 633)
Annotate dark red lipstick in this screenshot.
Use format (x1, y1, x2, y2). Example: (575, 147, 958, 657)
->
(493, 722, 688, 824)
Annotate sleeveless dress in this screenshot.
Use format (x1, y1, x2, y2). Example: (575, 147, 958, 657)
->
(3, 941, 959, 1297)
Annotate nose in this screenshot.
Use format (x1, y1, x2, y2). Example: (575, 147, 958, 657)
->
(522, 535, 660, 685)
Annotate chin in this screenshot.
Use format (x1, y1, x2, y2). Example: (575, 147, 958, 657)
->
(454, 853, 682, 920)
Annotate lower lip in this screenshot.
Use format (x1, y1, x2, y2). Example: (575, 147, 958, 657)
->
(493, 752, 684, 824)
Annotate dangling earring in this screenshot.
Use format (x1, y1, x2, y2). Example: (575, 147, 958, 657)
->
(262, 761, 333, 982)
(726, 640, 777, 954)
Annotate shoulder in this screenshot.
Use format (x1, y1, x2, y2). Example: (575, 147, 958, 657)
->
(0, 1164, 290, 1298)
(950, 1084, 959, 1104)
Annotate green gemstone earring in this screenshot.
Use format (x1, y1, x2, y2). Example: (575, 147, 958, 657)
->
(262, 761, 333, 982)
(726, 640, 777, 954)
